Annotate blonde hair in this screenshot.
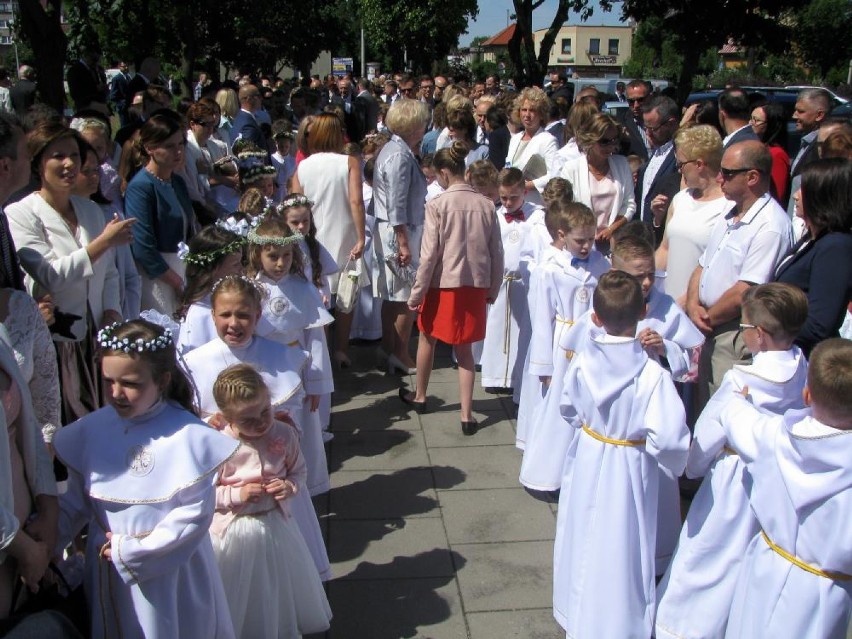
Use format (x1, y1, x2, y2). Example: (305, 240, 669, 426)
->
(213, 363, 268, 413)
(466, 159, 498, 190)
(565, 101, 599, 141)
(545, 201, 595, 237)
(674, 124, 723, 171)
(444, 95, 473, 117)
(216, 88, 239, 119)
(741, 282, 808, 343)
(512, 87, 550, 124)
(385, 99, 430, 140)
(575, 112, 619, 153)
(542, 177, 574, 210)
(807, 338, 852, 420)
(210, 274, 266, 312)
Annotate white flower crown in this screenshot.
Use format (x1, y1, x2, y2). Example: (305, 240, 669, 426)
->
(97, 322, 174, 353)
(246, 229, 304, 246)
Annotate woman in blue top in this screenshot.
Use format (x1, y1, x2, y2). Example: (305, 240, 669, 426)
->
(774, 158, 852, 355)
(125, 111, 195, 317)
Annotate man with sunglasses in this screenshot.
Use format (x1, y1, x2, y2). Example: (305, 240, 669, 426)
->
(616, 79, 651, 160)
(686, 140, 792, 412)
(635, 95, 681, 245)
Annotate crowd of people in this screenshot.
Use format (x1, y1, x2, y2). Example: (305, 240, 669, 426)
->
(0, 56, 849, 638)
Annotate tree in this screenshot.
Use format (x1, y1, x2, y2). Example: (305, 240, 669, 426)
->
(508, 0, 578, 89)
(17, 0, 67, 111)
(358, 0, 478, 73)
(618, 0, 809, 103)
(794, 0, 852, 78)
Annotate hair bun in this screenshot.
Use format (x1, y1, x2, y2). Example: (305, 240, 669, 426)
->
(449, 140, 469, 164)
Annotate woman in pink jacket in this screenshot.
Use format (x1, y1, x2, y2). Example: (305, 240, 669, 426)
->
(403, 142, 504, 435)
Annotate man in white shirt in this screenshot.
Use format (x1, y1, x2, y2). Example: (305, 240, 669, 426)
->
(686, 140, 792, 410)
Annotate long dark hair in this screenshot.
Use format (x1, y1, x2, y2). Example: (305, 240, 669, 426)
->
(800, 157, 852, 236)
(756, 102, 788, 150)
(177, 226, 244, 319)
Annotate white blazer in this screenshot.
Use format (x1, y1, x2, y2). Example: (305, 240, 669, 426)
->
(505, 128, 561, 205)
(560, 154, 637, 226)
(7, 193, 121, 341)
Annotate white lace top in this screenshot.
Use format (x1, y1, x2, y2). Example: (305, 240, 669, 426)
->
(2, 290, 61, 442)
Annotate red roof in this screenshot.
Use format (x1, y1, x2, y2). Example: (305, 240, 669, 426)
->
(718, 38, 743, 54)
(482, 24, 516, 47)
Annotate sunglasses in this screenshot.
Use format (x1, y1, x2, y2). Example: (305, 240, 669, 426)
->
(645, 118, 675, 133)
(719, 167, 756, 180)
(627, 97, 646, 105)
(597, 136, 618, 146)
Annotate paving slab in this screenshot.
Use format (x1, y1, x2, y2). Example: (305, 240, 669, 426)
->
(328, 467, 451, 519)
(328, 518, 453, 579)
(330, 396, 422, 431)
(420, 409, 518, 448)
(429, 445, 523, 490)
(439, 488, 556, 544)
(327, 575, 467, 639)
(329, 429, 430, 472)
(466, 609, 563, 639)
(453, 540, 554, 612)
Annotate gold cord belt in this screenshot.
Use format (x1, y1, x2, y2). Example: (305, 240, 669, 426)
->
(581, 424, 646, 447)
(554, 315, 575, 326)
(722, 445, 739, 456)
(761, 531, 852, 581)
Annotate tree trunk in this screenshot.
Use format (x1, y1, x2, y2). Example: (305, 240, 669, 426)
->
(676, 44, 702, 105)
(18, 0, 68, 113)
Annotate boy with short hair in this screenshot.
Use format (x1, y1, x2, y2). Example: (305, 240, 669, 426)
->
(656, 282, 810, 639)
(552, 271, 690, 638)
(712, 337, 852, 638)
(480, 168, 545, 393)
(516, 201, 608, 452)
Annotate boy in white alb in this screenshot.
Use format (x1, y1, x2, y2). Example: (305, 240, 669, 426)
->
(520, 236, 701, 512)
(552, 271, 690, 638)
(714, 338, 852, 639)
(480, 168, 546, 393)
(656, 283, 809, 639)
(516, 201, 608, 451)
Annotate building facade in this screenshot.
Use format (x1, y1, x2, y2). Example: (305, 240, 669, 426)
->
(534, 24, 634, 77)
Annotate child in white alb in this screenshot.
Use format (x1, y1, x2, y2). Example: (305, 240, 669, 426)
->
(552, 271, 690, 638)
(656, 283, 809, 639)
(516, 201, 608, 452)
(712, 338, 852, 638)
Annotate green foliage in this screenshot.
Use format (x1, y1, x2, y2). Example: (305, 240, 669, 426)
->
(794, 0, 852, 78)
(358, 0, 478, 73)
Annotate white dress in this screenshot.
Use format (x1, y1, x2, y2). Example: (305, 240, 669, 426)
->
(255, 272, 334, 496)
(210, 421, 332, 637)
(663, 189, 732, 301)
(183, 336, 332, 580)
(515, 246, 608, 450)
(553, 334, 690, 638)
(177, 295, 217, 356)
(53, 402, 239, 639)
(297, 152, 355, 293)
(480, 203, 543, 391)
(718, 401, 852, 639)
(656, 347, 808, 639)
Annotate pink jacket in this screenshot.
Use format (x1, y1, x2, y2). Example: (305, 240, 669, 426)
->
(210, 419, 306, 536)
(409, 183, 504, 306)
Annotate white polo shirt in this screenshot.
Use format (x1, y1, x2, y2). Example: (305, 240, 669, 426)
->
(698, 192, 792, 308)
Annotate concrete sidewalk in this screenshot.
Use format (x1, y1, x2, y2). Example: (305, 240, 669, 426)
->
(311, 340, 564, 639)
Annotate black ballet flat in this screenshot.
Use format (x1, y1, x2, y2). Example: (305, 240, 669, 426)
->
(461, 420, 478, 436)
(398, 388, 428, 414)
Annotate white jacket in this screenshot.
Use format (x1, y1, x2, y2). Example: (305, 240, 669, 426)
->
(560, 153, 637, 227)
(505, 128, 561, 206)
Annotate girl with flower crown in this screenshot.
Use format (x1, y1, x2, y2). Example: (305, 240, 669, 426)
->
(182, 275, 331, 580)
(209, 364, 332, 638)
(246, 217, 334, 495)
(175, 226, 245, 355)
(52, 319, 239, 638)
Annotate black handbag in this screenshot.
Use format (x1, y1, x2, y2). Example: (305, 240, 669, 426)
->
(0, 563, 88, 637)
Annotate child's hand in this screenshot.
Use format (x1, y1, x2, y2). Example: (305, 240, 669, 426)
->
(264, 478, 298, 501)
(638, 328, 665, 356)
(306, 394, 320, 412)
(102, 531, 113, 561)
(240, 483, 264, 503)
(738, 385, 752, 402)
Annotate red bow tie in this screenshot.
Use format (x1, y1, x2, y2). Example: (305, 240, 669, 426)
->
(504, 211, 525, 223)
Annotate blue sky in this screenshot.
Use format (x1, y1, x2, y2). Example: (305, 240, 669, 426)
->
(464, 0, 626, 46)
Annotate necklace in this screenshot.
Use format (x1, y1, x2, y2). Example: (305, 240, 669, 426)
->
(145, 167, 172, 186)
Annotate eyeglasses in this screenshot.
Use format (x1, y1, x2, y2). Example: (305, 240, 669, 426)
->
(400, 87, 415, 94)
(597, 136, 618, 146)
(719, 166, 757, 180)
(627, 97, 646, 105)
(645, 118, 675, 133)
(420, 84, 434, 91)
(676, 159, 697, 170)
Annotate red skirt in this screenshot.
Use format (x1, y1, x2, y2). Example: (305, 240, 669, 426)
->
(417, 286, 488, 345)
